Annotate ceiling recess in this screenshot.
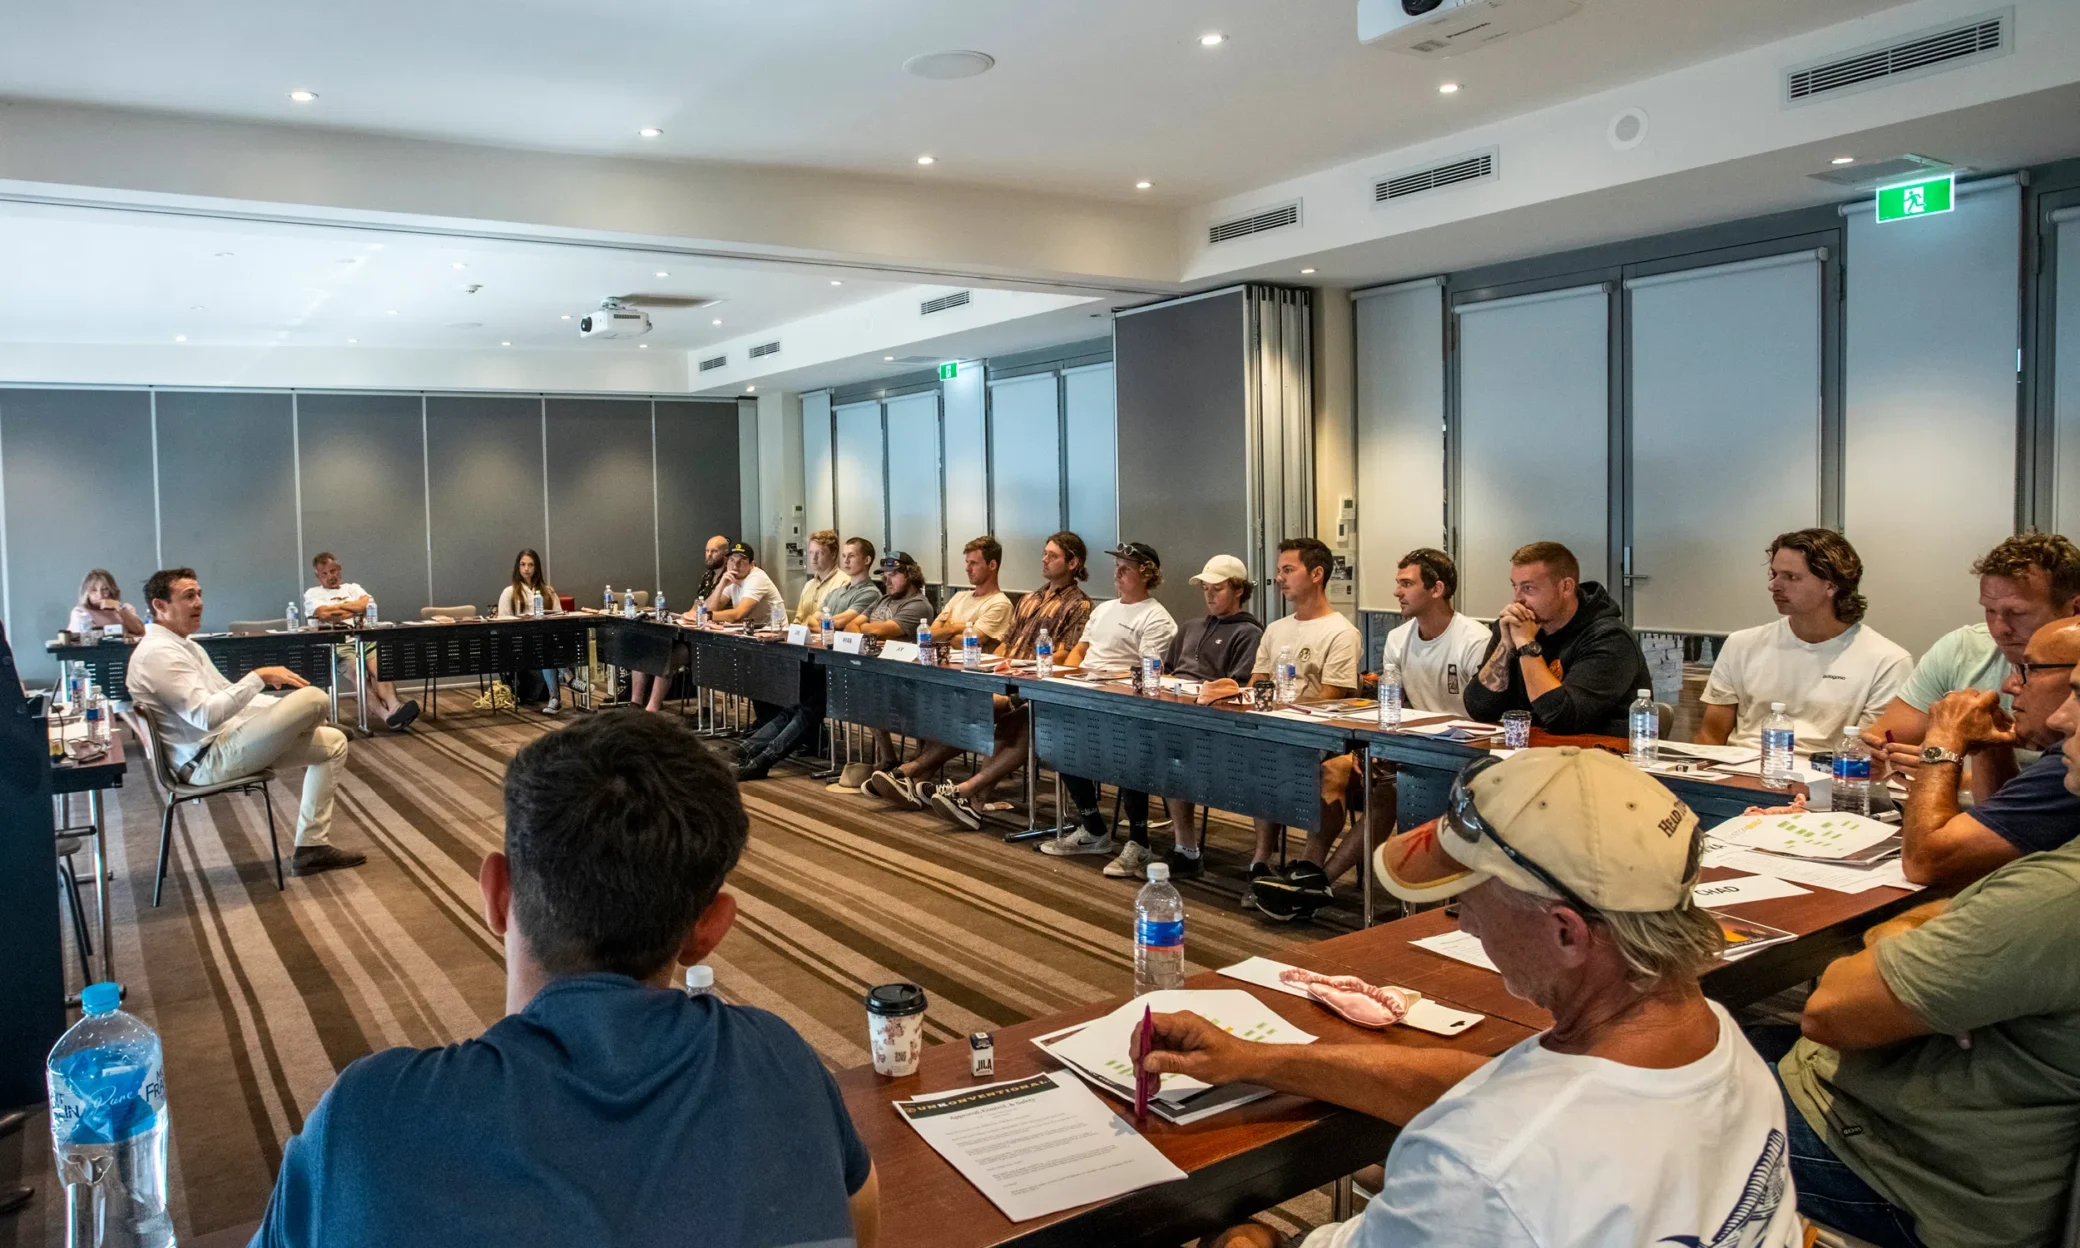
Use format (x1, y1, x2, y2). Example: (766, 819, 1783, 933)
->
(1375, 148, 1498, 204)
(920, 290, 973, 316)
(1208, 200, 1303, 246)
(903, 50, 996, 80)
(1784, 10, 2010, 106)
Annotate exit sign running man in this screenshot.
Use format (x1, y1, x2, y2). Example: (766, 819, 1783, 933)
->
(938, 362, 959, 380)
(1876, 174, 1955, 223)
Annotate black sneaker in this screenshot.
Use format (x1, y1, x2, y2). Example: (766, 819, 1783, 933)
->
(385, 700, 421, 732)
(1163, 848, 1207, 881)
(931, 787, 983, 831)
(1252, 862, 1333, 922)
(863, 769, 907, 804)
(1243, 861, 1280, 912)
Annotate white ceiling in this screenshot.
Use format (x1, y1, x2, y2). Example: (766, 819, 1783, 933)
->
(0, 201, 909, 350)
(0, 0, 1910, 201)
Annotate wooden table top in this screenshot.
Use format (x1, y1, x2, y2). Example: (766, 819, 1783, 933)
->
(50, 726, 126, 795)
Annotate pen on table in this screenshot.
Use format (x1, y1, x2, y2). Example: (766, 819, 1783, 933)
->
(1133, 1006, 1155, 1123)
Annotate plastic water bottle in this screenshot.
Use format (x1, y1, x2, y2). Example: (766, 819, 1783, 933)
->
(1134, 863, 1187, 996)
(285, 600, 301, 632)
(696, 601, 710, 628)
(364, 599, 379, 625)
(47, 982, 174, 1248)
(683, 965, 715, 998)
(1628, 689, 1659, 765)
(603, 584, 614, 613)
(962, 622, 981, 670)
(1833, 728, 1873, 816)
(1378, 661, 1403, 729)
(530, 589, 544, 618)
(654, 590, 666, 620)
(820, 609, 835, 649)
(1761, 702, 1797, 790)
(916, 622, 933, 665)
(67, 663, 89, 711)
(623, 592, 637, 620)
(1143, 654, 1162, 695)
(1275, 645, 1296, 704)
(85, 685, 108, 744)
(1035, 627, 1054, 680)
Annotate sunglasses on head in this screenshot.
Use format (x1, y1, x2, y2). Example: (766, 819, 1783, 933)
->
(1444, 754, 1603, 919)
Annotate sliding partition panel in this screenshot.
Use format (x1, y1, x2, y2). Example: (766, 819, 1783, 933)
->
(1845, 182, 2022, 657)
(833, 400, 887, 552)
(1454, 285, 1610, 618)
(545, 398, 657, 598)
(0, 389, 156, 682)
(155, 391, 300, 629)
(802, 390, 835, 537)
(1062, 363, 1118, 560)
(295, 393, 431, 615)
(1354, 280, 1447, 612)
(656, 400, 742, 603)
(424, 397, 547, 611)
(1627, 253, 1824, 633)
(884, 391, 944, 582)
(2056, 210, 2080, 538)
(942, 363, 989, 553)
(988, 373, 1064, 590)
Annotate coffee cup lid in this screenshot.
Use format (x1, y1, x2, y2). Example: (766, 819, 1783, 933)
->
(865, 982, 928, 1016)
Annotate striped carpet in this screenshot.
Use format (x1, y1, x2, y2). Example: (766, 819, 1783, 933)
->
(4, 706, 1342, 1246)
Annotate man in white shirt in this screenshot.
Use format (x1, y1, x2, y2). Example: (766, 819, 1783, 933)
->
(1201, 538, 1364, 920)
(1141, 749, 1800, 1248)
(1045, 542, 1179, 867)
(303, 552, 419, 732)
(129, 567, 365, 876)
(1700, 528, 1913, 754)
(791, 529, 845, 626)
(1378, 547, 1490, 719)
(701, 542, 787, 629)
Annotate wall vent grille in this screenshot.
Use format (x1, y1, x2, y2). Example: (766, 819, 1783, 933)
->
(1785, 11, 2009, 105)
(1375, 149, 1498, 204)
(920, 290, 972, 315)
(697, 354, 728, 372)
(1208, 200, 1302, 245)
(747, 341, 781, 359)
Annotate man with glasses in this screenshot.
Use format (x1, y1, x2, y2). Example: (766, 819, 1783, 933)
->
(1897, 616, 2080, 889)
(1135, 748, 1799, 1248)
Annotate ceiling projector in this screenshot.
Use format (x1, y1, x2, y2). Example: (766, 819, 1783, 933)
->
(578, 299, 652, 339)
(1358, 0, 1584, 57)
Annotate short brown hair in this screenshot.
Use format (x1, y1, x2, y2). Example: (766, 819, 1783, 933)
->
(1398, 547, 1457, 599)
(1510, 541, 1580, 585)
(311, 551, 337, 569)
(1278, 537, 1334, 589)
(963, 536, 1003, 567)
(808, 529, 839, 556)
(844, 536, 878, 563)
(1768, 529, 1867, 625)
(1974, 533, 2080, 605)
(1046, 531, 1089, 583)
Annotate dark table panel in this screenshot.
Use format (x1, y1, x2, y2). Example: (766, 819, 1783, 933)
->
(367, 617, 588, 682)
(820, 653, 1004, 756)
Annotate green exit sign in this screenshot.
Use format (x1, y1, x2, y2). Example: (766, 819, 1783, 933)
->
(1876, 174, 1955, 223)
(937, 361, 958, 380)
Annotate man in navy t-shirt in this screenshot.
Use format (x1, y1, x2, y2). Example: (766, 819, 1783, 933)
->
(251, 713, 878, 1247)
(1901, 617, 2080, 890)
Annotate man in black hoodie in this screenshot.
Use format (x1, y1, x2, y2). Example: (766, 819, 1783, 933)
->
(1463, 541, 1652, 737)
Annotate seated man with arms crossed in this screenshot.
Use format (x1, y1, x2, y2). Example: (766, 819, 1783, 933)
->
(129, 568, 363, 877)
(735, 536, 883, 782)
(922, 536, 1017, 655)
(1699, 528, 1913, 752)
(1746, 663, 2080, 1248)
(1463, 541, 1651, 736)
(1200, 538, 1363, 921)
(628, 534, 729, 713)
(304, 551, 419, 731)
(792, 529, 845, 626)
(833, 552, 935, 640)
(1142, 748, 1799, 1248)
(251, 711, 879, 1247)
(1896, 616, 2080, 888)
(1377, 547, 1490, 719)
(1043, 542, 1179, 868)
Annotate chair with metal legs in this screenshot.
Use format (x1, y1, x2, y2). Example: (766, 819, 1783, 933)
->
(55, 835, 93, 982)
(129, 710, 283, 907)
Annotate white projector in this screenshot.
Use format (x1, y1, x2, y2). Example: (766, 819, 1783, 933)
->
(1358, 0, 1584, 57)
(577, 301, 652, 339)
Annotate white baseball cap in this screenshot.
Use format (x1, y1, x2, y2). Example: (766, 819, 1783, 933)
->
(1188, 554, 1250, 587)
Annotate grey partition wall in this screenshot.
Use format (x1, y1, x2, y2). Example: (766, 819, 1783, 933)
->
(295, 393, 430, 617)
(1355, 279, 1447, 612)
(545, 398, 655, 599)
(0, 389, 157, 681)
(884, 391, 944, 581)
(656, 400, 742, 602)
(155, 390, 300, 629)
(425, 396, 549, 612)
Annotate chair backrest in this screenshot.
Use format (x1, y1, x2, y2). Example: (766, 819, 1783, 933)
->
(1656, 701, 1675, 737)
(123, 704, 182, 794)
(228, 620, 277, 636)
(421, 605, 476, 621)
(622, 590, 650, 608)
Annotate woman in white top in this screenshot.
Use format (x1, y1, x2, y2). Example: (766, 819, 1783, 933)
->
(70, 568, 147, 638)
(496, 548, 565, 714)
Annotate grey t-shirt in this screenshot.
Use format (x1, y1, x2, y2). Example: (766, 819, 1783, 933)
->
(866, 591, 933, 635)
(820, 581, 881, 620)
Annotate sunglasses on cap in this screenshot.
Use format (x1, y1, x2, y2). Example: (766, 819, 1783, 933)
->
(1444, 753, 1603, 919)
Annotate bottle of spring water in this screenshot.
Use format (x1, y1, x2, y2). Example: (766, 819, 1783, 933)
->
(1378, 660, 1403, 729)
(48, 982, 174, 1248)
(364, 599, 379, 625)
(1628, 689, 1659, 765)
(530, 589, 544, 618)
(286, 600, 301, 631)
(1833, 728, 1873, 816)
(820, 608, 835, 649)
(1134, 863, 1187, 996)
(1035, 628, 1054, 680)
(86, 685, 108, 744)
(916, 622, 933, 665)
(962, 622, 981, 670)
(1761, 702, 1797, 790)
(603, 584, 614, 612)
(683, 965, 716, 998)
(654, 590, 666, 620)
(1275, 645, 1295, 704)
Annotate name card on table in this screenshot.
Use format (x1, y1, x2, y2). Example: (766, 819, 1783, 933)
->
(832, 632, 866, 655)
(785, 623, 810, 646)
(879, 641, 920, 663)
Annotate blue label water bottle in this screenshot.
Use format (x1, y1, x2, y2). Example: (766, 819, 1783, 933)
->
(48, 982, 175, 1247)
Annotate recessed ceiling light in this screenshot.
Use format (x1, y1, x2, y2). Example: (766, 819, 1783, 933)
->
(1832, 156, 1856, 165)
(916, 155, 936, 166)
(884, 355, 896, 361)
(903, 50, 996, 80)
(173, 334, 187, 342)
(1438, 82, 1460, 94)
(712, 318, 723, 326)
(346, 338, 358, 344)
(213, 251, 234, 258)
(451, 261, 467, 270)
(1199, 32, 1226, 46)
(831, 279, 843, 286)
(746, 385, 757, 392)
(500, 340, 511, 347)
(561, 314, 571, 320)
(638, 126, 663, 138)
(188, 304, 206, 311)
(288, 89, 317, 103)
(1135, 180, 1152, 190)
(1300, 267, 1317, 275)
(639, 343, 649, 349)
(385, 309, 398, 316)
(655, 270, 669, 278)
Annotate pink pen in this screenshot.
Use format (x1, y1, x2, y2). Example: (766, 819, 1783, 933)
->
(1134, 1006, 1156, 1123)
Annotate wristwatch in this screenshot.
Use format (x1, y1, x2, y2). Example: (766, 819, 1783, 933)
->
(1513, 640, 1544, 659)
(1919, 744, 1965, 767)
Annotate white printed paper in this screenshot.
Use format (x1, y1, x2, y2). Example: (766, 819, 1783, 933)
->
(894, 1072, 1186, 1222)
(1688, 874, 1812, 907)
(1702, 838, 1920, 895)
(1717, 811, 1898, 860)
(879, 640, 921, 662)
(1410, 929, 1499, 973)
(1656, 741, 1764, 766)
(1040, 990, 1315, 1103)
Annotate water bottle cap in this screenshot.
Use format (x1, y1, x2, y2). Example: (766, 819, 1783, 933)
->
(1145, 862, 1170, 882)
(1638, 689, 1651, 698)
(684, 965, 714, 990)
(81, 981, 121, 1014)
(1770, 702, 1786, 712)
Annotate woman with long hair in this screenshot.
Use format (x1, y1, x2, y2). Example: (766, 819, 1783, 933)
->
(71, 568, 146, 638)
(496, 548, 565, 714)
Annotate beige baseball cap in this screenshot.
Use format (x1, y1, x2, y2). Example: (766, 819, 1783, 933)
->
(1189, 554, 1250, 587)
(1377, 746, 1699, 912)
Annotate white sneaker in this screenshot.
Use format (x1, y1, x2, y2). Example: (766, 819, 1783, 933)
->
(1040, 827, 1115, 857)
(541, 700, 560, 715)
(1103, 841, 1153, 878)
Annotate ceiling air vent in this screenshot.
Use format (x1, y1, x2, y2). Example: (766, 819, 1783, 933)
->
(1785, 10, 2010, 106)
(920, 290, 972, 316)
(698, 354, 728, 372)
(747, 341, 781, 359)
(1375, 148, 1498, 204)
(1208, 200, 1302, 245)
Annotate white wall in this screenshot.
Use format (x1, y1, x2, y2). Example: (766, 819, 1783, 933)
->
(0, 342, 692, 393)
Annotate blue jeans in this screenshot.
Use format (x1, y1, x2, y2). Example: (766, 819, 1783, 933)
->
(1745, 1025, 1925, 1248)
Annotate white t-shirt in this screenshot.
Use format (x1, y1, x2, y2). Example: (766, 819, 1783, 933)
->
(1253, 611, 1363, 700)
(1076, 597, 1178, 672)
(1380, 612, 1491, 718)
(1701, 618, 1914, 753)
(722, 567, 787, 628)
(1304, 1002, 1800, 1248)
(303, 582, 368, 617)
